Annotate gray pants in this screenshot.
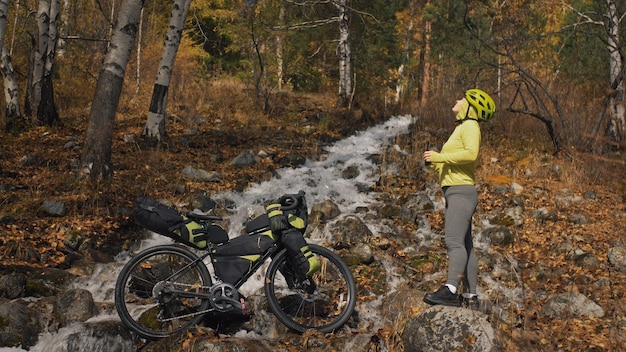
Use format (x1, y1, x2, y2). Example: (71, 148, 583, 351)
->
(443, 185, 478, 294)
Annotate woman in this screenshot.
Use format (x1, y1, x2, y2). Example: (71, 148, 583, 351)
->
(422, 89, 495, 308)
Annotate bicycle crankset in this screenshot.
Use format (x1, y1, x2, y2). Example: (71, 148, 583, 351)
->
(209, 283, 247, 313)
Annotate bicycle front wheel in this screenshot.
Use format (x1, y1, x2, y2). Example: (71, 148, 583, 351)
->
(115, 245, 212, 339)
(264, 244, 357, 333)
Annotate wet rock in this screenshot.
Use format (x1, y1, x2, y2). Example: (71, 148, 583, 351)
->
(277, 152, 307, 167)
(26, 268, 76, 297)
(0, 301, 43, 349)
(342, 242, 375, 265)
(0, 273, 26, 299)
(55, 288, 98, 326)
(65, 320, 135, 352)
(341, 165, 360, 179)
(330, 216, 373, 249)
(309, 199, 341, 223)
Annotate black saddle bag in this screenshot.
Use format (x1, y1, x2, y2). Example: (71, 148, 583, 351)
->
(132, 197, 228, 249)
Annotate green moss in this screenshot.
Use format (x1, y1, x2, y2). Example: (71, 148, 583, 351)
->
(25, 279, 56, 297)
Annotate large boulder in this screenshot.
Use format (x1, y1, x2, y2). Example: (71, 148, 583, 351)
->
(55, 288, 98, 326)
(402, 306, 500, 352)
(0, 301, 43, 349)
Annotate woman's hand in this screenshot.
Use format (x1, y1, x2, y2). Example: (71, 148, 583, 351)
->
(423, 150, 433, 163)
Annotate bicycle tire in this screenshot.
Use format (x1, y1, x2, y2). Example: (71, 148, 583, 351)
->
(264, 244, 357, 333)
(115, 245, 212, 339)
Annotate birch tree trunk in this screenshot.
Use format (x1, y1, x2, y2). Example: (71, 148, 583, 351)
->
(26, 0, 49, 119)
(2, 46, 23, 133)
(25, 0, 59, 126)
(0, 0, 23, 132)
(80, 0, 144, 181)
(142, 0, 191, 142)
(336, 0, 352, 108)
(606, 0, 625, 143)
(276, 3, 285, 91)
(38, 0, 59, 126)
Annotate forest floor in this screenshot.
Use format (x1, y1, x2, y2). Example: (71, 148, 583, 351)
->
(0, 91, 625, 351)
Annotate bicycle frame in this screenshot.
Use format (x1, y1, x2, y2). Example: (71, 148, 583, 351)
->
(155, 241, 285, 301)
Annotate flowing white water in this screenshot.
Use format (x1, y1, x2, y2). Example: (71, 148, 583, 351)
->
(2, 115, 414, 352)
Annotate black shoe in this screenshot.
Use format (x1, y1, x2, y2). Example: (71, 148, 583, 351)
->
(424, 286, 461, 307)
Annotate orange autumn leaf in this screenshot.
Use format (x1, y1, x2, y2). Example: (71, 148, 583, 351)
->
(516, 156, 532, 167)
(486, 175, 515, 183)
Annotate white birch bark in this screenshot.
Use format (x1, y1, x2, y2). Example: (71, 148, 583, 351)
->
(336, 0, 352, 107)
(9, 0, 18, 54)
(606, 0, 624, 142)
(81, 0, 144, 180)
(44, 0, 59, 79)
(2, 46, 22, 128)
(276, 4, 285, 91)
(0, 0, 22, 131)
(57, 0, 70, 57)
(142, 0, 191, 141)
(29, 0, 51, 117)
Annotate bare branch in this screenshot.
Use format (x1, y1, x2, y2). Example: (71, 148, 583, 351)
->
(271, 17, 340, 31)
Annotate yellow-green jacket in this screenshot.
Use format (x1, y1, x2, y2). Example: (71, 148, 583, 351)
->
(429, 103, 481, 186)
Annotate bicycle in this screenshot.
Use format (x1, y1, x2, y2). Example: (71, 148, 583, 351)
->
(114, 191, 357, 340)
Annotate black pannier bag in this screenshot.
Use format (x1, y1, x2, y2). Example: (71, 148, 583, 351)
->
(132, 197, 229, 250)
(211, 233, 276, 285)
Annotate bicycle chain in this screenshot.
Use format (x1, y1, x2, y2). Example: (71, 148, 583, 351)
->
(155, 281, 217, 322)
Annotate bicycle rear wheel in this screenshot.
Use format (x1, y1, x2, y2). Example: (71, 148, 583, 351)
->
(264, 244, 357, 333)
(115, 245, 212, 339)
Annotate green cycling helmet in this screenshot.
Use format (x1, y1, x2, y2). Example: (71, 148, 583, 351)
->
(465, 89, 496, 121)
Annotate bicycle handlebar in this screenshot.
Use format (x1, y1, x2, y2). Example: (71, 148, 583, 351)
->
(277, 190, 305, 211)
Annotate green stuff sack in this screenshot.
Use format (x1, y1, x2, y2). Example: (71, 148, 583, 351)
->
(133, 197, 228, 249)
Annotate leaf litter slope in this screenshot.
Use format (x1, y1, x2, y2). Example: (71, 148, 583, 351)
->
(0, 107, 624, 351)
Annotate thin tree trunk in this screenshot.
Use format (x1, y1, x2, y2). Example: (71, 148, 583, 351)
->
(27, 0, 50, 120)
(419, 20, 431, 107)
(136, 7, 143, 94)
(336, 0, 352, 108)
(276, 4, 285, 91)
(606, 0, 625, 143)
(142, 0, 191, 142)
(0, 0, 23, 133)
(81, 0, 144, 181)
(9, 0, 19, 54)
(38, 0, 59, 126)
(395, 1, 414, 104)
(2, 46, 23, 133)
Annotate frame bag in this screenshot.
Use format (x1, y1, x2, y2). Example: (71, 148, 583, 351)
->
(211, 233, 276, 285)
